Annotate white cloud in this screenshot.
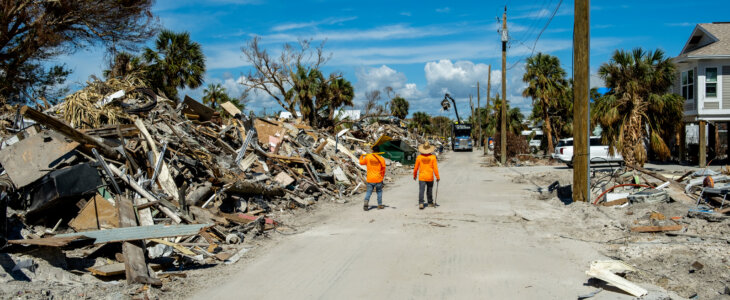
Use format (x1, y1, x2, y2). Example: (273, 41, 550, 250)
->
(261, 23, 460, 44)
(665, 22, 696, 27)
(435, 7, 451, 13)
(353, 65, 424, 109)
(425, 60, 496, 98)
(400, 12, 412, 17)
(271, 16, 358, 32)
(511, 6, 572, 20)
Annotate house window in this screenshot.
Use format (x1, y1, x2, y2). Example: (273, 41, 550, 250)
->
(706, 67, 717, 98)
(682, 70, 694, 100)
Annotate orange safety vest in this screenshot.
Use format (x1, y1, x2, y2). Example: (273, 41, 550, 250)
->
(359, 153, 386, 183)
(413, 154, 440, 182)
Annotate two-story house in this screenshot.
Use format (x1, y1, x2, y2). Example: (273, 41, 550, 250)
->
(674, 22, 730, 167)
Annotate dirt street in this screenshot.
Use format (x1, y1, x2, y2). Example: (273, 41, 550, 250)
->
(190, 151, 644, 299)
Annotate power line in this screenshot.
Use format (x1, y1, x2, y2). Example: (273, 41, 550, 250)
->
(506, 0, 564, 70)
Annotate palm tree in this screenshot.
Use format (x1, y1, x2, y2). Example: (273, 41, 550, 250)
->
(390, 96, 409, 119)
(411, 111, 431, 133)
(143, 30, 205, 101)
(485, 95, 524, 136)
(104, 52, 144, 79)
(322, 76, 355, 123)
(592, 48, 684, 166)
(287, 65, 324, 125)
(202, 83, 228, 110)
(522, 53, 567, 155)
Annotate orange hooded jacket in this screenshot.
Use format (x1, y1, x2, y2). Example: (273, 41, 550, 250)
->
(359, 153, 386, 183)
(413, 154, 440, 182)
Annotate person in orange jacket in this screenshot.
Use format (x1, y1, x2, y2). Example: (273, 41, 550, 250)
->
(359, 150, 386, 211)
(413, 142, 440, 209)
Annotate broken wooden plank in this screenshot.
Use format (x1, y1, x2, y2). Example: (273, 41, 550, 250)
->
(630, 225, 683, 233)
(7, 236, 89, 247)
(182, 95, 216, 122)
(117, 195, 158, 285)
(264, 153, 310, 164)
(55, 223, 212, 244)
(19, 105, 119, 159)
(600, 198, 628, 207)
(585, 260, 647, 297)
(0, 131, 79, 188)
(87, 263, 162, 277)
(135, 119, 179, 203)
(69, 194, 119, 231)
(107, 164, 187, 224)
(224, 247, 251, 265)
(148, 238, 196, 256)
(220, 101, 241, 117)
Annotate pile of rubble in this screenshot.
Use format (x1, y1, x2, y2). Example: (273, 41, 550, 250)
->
(521, 163, 730, 299)
(0, 80, 428, 293)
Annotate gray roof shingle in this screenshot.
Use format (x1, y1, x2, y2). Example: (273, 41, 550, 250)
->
(681, 23, 730, 57)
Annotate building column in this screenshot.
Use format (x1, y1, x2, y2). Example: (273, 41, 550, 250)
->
(679, 122, 686, 163)
(699, 120, 707, 167)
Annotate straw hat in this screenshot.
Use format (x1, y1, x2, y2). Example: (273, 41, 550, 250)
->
(418, 142, 435, 154)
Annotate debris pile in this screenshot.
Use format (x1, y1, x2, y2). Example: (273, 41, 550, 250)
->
(0, 82, 428, 293)
(520, 164, 730, 299)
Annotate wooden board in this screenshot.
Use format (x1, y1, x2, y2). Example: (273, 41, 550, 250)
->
(182, 95, 216, 122)
(601, 198, 628, 207)
(630, 225, 683, 232)
(135, 119, 179, 203)
(220, 101, 241, 116)
(69, 194, 119, 231)
(586, 260, 647, 297)
(7, 236, 88, 247)
(88, 263, 162, 277)
(117, 196, 157, 285)
(253, 119, 284, 145)
(0, 131, 79, 188)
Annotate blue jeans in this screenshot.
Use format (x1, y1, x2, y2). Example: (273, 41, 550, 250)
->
(364, 182, 383, 205)
(418, 181, 434, 204)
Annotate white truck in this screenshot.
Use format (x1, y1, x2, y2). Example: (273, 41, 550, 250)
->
(552, 136, 624, 168)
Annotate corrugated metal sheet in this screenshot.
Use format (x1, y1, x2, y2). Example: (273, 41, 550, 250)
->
(56, 223, 212, 244)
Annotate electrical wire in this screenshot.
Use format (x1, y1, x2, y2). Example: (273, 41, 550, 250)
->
(506, 0, 564, 70)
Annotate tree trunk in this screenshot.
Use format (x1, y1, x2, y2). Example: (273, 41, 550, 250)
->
(542, 98, 554, 154)
(622, 104, 645, 166)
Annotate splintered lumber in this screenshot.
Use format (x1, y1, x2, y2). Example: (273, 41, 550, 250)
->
(7, 236, 89, 247)
(601, 198, 628, 207)
(586, 260, 647, 297)
(228, 180, 285, 197)
(116, 196, 159, 285)
(264, 153, 310, 164)
(107, 164, 188, 224)
(135, 119, 179, 203)
(19, 105, 119, 160)
(148, 238, 196, 256)
(87, 263, 162, 277)
(630, 225, 683, 233)
(55, 223, 212, 244)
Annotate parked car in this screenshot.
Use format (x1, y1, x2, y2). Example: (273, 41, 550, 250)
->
(552, 136, 624, 168)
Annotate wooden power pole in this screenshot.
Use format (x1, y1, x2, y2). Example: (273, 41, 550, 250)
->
(477, 81, 481, 149)
(573, 0, 590, 202)
(500, 7, 508, 165)
(485, 65, 491, 155)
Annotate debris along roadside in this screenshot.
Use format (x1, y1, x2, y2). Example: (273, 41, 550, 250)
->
(521, 163, 730, 299)
(0, 78, 431, 296)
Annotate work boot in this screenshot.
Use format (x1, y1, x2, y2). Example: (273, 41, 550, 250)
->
(428, 203, 435, 208)
(378, 205, 385, 209)
(419, 203, 424, 209)
(363, 203, 369, 211)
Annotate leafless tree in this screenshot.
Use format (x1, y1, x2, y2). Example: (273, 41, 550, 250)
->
(240, 36, 331, 117)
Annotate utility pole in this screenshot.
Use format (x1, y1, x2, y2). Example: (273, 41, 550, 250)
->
(477, 81, 481, 149)
(573, 0, 590, 202)
(500, 7, 508, 165)
(485, 65, 491, 155)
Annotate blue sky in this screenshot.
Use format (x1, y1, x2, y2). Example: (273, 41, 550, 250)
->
(57, 0, 728, 117)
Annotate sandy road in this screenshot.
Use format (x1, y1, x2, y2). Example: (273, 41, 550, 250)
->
(191, 151, 621, 299)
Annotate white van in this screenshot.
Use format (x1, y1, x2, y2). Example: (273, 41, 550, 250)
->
(552, 136, 624, 167)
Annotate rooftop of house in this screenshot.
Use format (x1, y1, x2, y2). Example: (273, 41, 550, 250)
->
(679, 22, 730, 58)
